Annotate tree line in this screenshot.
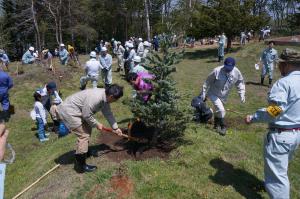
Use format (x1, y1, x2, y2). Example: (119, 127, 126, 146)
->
(0, 0, 299, 60)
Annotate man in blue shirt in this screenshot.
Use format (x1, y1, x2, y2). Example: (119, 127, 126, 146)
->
(0, 71, 13, 122)
(245, 48, 300, 199)
(22, 47, 35, 65)
(260, 41, 278, 87)
(59, 44, 69, 65)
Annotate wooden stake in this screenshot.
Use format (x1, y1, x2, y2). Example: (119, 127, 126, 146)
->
(12, 164, 60, 199)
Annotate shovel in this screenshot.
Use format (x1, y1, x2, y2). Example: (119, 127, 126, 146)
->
(101, 127, 141, 142)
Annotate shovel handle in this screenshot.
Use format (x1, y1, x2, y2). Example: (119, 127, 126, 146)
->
(101, 127, 140, 142)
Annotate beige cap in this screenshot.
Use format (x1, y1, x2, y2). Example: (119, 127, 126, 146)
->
(279, 48, 300, 64)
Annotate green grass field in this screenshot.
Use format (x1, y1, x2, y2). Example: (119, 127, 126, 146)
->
(4, 42, 300, 199)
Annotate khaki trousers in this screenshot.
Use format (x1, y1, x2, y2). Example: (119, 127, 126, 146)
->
(49, 104, 59, 121)
(72, 122, 92, 154)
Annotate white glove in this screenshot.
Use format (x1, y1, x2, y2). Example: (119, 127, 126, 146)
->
(241, 95, 246, 103)
(113, 128, 123, 136)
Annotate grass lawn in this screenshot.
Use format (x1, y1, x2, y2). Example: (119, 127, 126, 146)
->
(4, 42, 300, 199)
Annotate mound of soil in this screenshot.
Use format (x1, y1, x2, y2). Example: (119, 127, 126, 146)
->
(96, 132, 174, 163)
(109, 175, 134, 199)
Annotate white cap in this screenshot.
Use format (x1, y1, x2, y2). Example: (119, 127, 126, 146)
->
(117, 41, 121, 45)
(138, 38, 143, 41)
(101, 47, 107, 52)
(143, 41, 151, 47)
(53, 98, 61, 104)
(60, 43, 65, 47)
(133, 56, 141, 63)
(29, 46, 34, 51)
(127, 43, 134, 48)
(90, 51, 96, 58)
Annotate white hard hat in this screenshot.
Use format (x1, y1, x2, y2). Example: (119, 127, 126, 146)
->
(101, 47, 107, 52)
(127, 43, 134, 48)
(29, 46, 34, 51)
(90, 51, 96, 58)
(117, 41, 121, 45)
(138, 38, 143, 41)
(133, 56, 141, 63)
(60, 43, 65, 47)
(143, 41, 151, 47)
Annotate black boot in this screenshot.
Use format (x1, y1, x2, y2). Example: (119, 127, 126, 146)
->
(87, 149, 98, 158)
(52, 120, 60, 133)
(218, 118, 227, 136)
(80, 84, 86, 90)
(268, 79, 272, 87)
(220, 56, 224, 62)
(260, 77, 264, 85)
(74, 153, 97, 173)
(213, 117, 220, 129)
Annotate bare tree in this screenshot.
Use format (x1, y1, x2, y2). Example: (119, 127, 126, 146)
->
(44, 0, 63, 45)
(144, 0, 151, 41)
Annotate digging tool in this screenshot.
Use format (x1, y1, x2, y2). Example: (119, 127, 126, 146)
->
(101, 127, 141, 142)
(12, 164, 60, 199)
(226, 109, 244, 115)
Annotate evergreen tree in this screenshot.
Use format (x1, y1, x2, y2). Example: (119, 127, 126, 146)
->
(130, 36, 187, 141)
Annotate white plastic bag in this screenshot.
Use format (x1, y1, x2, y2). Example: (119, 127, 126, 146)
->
(30, 109, 36, 121)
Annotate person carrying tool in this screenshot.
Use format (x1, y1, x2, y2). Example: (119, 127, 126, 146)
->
(0, 49, 10, 71)
(56, 84, 123, 173)
(99, 47, 113, 87)
(245, 48, 300, 199)
(22, 46, 36, 65)
(80, 51, 101, 90)
(218, 33, 226, 62)
(116, 42, 125, 73)
(59, 44, 69, 66)
(200, 57, 245, 135)
(260, 41, 278, 87)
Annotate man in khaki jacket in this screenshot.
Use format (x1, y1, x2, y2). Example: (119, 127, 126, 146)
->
(57, 84, 123, 173)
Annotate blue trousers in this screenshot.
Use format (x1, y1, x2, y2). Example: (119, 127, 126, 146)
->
(36, 118, 46, 140)
(264, 130, 300, 199)
(0, 93, 9, 111)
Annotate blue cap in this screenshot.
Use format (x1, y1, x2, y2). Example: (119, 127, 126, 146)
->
(46, 82, 57, 90)
(224, 57, 235, 71)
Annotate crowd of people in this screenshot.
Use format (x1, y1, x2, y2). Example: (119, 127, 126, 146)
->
(0, 27, 300, 198)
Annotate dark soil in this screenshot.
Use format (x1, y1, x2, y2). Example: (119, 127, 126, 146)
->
(266, 35, 300, 46)
(109, 175, 134, 199)
(96, 132, 174, 163)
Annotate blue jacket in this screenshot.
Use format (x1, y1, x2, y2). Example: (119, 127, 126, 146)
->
(22, 50, 35, 64)
(59, 49, 68, 61)
(0, 71, 13, 94)
(251, 71, 300, 128)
